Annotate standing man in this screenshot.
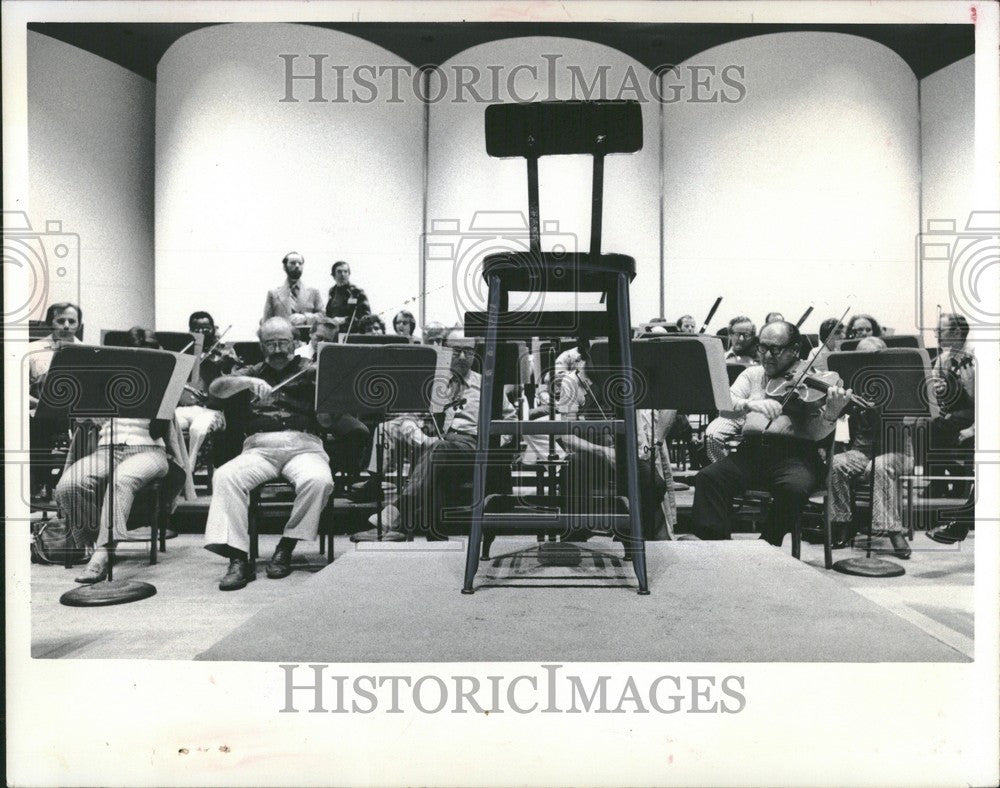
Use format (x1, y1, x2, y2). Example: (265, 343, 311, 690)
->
(263, 252, 325, 327)
(325, 260, 371, 331)
(204, 317, 334, 590)
(692, 321, 850, 546)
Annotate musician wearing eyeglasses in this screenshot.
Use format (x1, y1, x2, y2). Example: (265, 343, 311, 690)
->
(202, 316, 336, 590)
(692, 320, 851, 546)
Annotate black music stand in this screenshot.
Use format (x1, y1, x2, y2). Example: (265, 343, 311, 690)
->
(37, 344, 194, 606)
(316, 342, 444, 538)
(827, 348, 939, 577)
(588, 336, 733, 413)
(232, 341, 264, 366)
(840, 335, 922, 352)
(345, 335, 414, 345)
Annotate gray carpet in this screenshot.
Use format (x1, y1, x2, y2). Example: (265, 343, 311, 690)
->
(197, 539, 969, 662)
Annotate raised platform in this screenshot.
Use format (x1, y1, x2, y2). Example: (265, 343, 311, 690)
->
(197, 539, 970, 663)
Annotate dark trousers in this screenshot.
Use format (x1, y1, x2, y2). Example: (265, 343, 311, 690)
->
(692, 438, 821, 546)
(927, 415, 974, 489)
(399, 433, 478, 537)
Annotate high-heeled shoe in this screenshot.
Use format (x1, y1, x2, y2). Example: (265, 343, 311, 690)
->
(74, 559, 109, 584)
(888, 533, 911, 560)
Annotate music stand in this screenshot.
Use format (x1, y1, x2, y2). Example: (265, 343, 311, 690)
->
(588, 336, 733, 413)
(37, 344, 194, 605)
(827, 348, 939, 577)
(840, 335, 922, 352)
(232, 341, 264, 366)
(344, 335, 414, 345)
(316, 342, 444, 539)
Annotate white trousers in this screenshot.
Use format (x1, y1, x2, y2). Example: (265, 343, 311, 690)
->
(204, 431, 334, 555)
(175, 405, 226, 475)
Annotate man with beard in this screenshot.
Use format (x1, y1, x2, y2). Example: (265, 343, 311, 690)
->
(692, 320, 851, 546)
(203, 317, 334, 590)
(263, 251, 325, 327)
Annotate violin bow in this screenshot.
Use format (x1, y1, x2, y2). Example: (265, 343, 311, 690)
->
(804, 306, 851, 373)
(269, 363, 315, 395)
(698, 296, 723, 334)
(763, 306, 850, 429)
(179, 324, 232, 356)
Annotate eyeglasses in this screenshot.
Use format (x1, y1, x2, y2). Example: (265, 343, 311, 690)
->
(758, 343, 792, 356)
(262, 340, 293, 351)
(732, 331, 754, 339)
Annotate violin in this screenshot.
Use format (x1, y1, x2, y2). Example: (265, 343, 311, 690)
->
(765, 368, 874, 418)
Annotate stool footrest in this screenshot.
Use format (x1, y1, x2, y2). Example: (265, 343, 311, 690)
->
(490, 419, 623, 435)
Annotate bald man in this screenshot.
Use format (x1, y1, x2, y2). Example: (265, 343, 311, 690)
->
(204, 316, 334, 590)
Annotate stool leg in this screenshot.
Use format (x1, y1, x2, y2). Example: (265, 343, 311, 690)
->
(463, 274, 502, 594)
(610, 272, 648, 595)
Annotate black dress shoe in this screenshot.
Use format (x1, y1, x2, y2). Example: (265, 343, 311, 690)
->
(888, 533, 911, 560)
(831, 522, 852, 550)
(266, 541, 295, 579)
(926, 521, 970, 545)
(219, 557, 255, 591)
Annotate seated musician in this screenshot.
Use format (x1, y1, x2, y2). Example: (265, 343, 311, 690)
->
(175, 311, 237, 482)
(703, 316, 759, 462)
(804, 317, 845, 372)
(675, 314, 697, 334)
(828, 337, 912, 558)
(553, 362, 678, 541)
(845, 313, 882, 340)
(203, 316, 337, 590)
(56, 328, 183, 583)
(28, 301, 82, 498)
(926, 312, 975, 498)
(723, 315, 758, 365)
(295, 316, 340, 360)
(691, 320, 851, 546)
(354, 332, 516, 542)
(393, 310, 417, 339)
(355, 314, 386, 335)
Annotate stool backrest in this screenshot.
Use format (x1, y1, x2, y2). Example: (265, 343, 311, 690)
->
(485, 101, 643, 159)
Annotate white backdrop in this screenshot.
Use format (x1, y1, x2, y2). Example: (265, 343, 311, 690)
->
(661, 32, 921, 335)
(155, 23, 424, 339)
(27, 31, 156, 341)
(424, 37, 662, 327)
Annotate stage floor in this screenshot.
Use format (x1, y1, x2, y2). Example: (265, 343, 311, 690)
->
(197, 538, 972, 663)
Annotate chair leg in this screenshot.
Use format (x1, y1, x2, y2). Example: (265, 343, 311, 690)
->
(150, 487, 159, 566)
(248, 491, 259, 563)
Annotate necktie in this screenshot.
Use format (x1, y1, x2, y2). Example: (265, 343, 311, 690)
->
(290, 283, 299, 299)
